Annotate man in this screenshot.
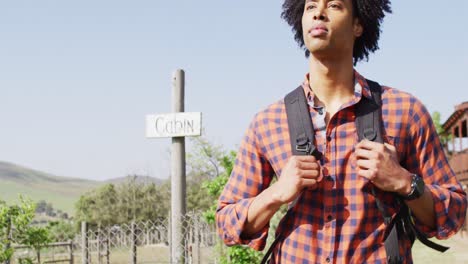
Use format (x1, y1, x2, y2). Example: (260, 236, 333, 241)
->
(216, 0, 467, 263)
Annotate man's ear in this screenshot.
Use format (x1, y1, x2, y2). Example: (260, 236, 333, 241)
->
(353, 19, 363, 37)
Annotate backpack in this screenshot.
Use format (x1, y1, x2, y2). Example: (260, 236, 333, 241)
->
(261, 80, 448, 264)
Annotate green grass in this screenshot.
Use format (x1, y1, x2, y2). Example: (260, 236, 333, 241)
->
(0, 179, 96, 215)
(10, 235, 468, 264)
(60, 246, 214, 264)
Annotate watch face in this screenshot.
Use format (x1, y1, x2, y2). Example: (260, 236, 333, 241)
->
(415, 175, 425, 194)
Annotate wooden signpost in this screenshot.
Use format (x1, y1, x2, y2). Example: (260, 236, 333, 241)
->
(146, 69, 201, 263)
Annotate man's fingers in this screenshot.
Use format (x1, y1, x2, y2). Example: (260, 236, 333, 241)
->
(294, 155, 318, 162)
(356, 139, 379, 150)
(298, 169, 320, 178)
(357, 168, 375, 180)
(355, 148, 375, 160)
(356, 139, 390, 152)
(298, 161, 320, 170)
(356, 159, 373, 170)
(301, 178, 318, 188)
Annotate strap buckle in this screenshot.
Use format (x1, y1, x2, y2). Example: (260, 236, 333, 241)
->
(296, 142, 322, 160)
(296, 142, 312, 154)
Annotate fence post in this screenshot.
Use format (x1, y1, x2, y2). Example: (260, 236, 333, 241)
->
(130, 221, 137, 264)
(168, 211, 171, 261)
(68, 240, 74, 264)
(107, 229, 111, 264)
(81, 221, 89, 264)
(195, 216, 200, 264)
(97, 225, 102, 264)
(5, 218, 12, 264)
(146, 230, 150, 246)
(106, 238, 110, 264)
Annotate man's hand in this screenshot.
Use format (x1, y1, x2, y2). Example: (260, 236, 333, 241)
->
(271, 156, 321, 204)
(355, 139, 412, 195)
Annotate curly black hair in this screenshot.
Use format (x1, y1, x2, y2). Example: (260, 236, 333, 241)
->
(281, 0, 392, 63)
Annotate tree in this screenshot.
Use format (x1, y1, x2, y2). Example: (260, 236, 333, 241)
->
(47, 221, 75, 242)
(202, 151, 236, 224)
(22, 227, 51, 263)
(140, 182, 170, 222)
(201, 150, 265, 264)
(35, 200, 47, 214)
(0, 197, 51, 263)
(432, 111, 451, 154)
(75, 177, 171, 227)
(187, 136, 226, 180)
(186, 136, 228, 213)
(45, 203, 54, 217)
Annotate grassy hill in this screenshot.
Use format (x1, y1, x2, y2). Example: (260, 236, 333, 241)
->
(0, 161, 165, 216)
(0, 161, 100, 215)
(105, 175, 164, 185)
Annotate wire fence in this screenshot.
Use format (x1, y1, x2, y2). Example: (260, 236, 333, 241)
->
(12, 212, 219, 264)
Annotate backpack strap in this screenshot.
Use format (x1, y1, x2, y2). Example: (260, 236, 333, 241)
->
(355, 80, 403, 264)
(357, 80, 448, 264)
(261, 86, 322, 264)
(355, 79, 383, 143)
(284, 86, 322, 210)
(285, 86, 322, 158)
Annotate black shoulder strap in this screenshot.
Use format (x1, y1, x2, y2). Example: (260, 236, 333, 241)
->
(355, 79, 383, 143)
(261, 86, 321, 264)
(356, 80, 403, 264)
(357, 80, 448, 264)
(284, 86, 322, 210)
(284, 86, 321, 158)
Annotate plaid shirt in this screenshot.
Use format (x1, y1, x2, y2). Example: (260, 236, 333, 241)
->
(216, 71, 467, 263)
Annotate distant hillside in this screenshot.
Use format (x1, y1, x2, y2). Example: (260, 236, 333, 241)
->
(0, 161, 100, 215)
(105, 175, 164, 185)
(0, 161, 165, 216)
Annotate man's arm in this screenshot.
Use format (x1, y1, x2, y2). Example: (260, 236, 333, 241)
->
(216, 114, 321, 249)
(355, 98, 467, 237)
(243, 156, 321, 237)
(355, 140, 436, 228)
(215, 114, 276, 250)
(403, 99, 467, 237)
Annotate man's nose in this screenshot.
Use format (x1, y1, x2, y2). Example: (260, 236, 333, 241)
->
(313, 5, 326, 20)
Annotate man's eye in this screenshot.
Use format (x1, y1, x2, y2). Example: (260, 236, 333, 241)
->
(306, 5, 316, 10)
(328, 3, 342, 9)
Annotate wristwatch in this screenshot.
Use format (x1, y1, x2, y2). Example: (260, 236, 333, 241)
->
(401, 174, 425, 201)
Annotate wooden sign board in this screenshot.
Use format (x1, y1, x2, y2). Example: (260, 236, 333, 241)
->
(146, 112, 202, 138)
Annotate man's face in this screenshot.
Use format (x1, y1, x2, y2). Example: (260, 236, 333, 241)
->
(302, 0, 362, 60)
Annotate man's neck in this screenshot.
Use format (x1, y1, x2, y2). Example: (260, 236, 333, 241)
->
(307, 56, 355, 113)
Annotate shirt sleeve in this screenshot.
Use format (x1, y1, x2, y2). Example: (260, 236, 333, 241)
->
(215, 114, 275, 250)
(404, 98, 467, 239)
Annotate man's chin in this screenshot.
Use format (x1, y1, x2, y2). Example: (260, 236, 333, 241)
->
(308, 47, 332, 58)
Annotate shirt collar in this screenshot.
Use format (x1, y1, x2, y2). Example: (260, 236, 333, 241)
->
(301, 70, 372, 104)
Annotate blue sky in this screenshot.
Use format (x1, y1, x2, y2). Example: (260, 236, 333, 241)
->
(0, 1, 466, 181)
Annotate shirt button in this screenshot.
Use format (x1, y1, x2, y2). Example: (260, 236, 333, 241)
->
(326, 135, 332, 141)
(326, 176, 334, 182)
(326, 256, 331, 263)
(327, 215, 333, 221)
